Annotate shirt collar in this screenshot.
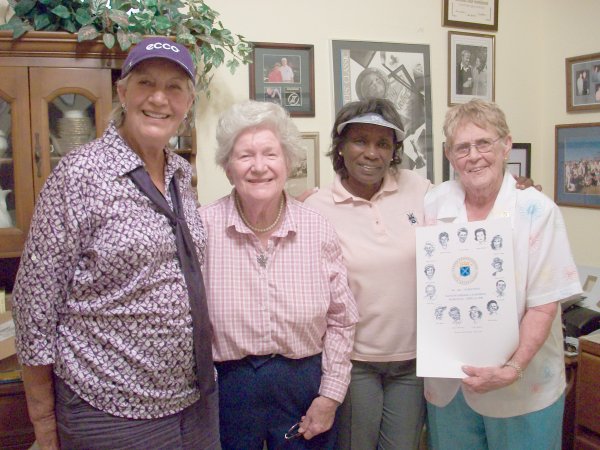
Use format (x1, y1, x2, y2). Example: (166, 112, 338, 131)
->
(102, 122, 189, 184)
(331, 169, 399, 203)
(434, 171, 517, 223)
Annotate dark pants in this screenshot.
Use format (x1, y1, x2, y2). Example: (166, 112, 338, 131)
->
(215, 354, 338, 450)
(54, 377, 220, 449)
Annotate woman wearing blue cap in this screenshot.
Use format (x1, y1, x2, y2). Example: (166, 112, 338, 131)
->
(305, 98, 429, 449)
(12, 37, 219, 449)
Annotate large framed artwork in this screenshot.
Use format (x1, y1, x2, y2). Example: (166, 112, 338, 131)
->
(249, 42, 315, 117)
(448, 31, 495, 106)
(443, 0, 499, 32)
(332, 40, 433, 181)
(555, 123, 600, 209)
(565, 52, 600, 112)
(285, 132, 320, 197)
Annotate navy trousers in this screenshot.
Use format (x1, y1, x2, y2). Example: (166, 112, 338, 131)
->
(216, 353, 338, 450)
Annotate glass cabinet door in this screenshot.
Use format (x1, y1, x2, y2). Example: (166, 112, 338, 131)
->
(0, 99, 13, 229)
(0, 67, 34, 256)
(29, 67, 112, 197)
(0, 67, 33, 257)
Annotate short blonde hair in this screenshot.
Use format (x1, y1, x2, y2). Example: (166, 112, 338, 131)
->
(215, 100, 303, 172)
(443, 99, 510, 148)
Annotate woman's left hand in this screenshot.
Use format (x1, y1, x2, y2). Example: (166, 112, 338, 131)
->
(297, 395, 339, 439)
(460, 364, 520, 393)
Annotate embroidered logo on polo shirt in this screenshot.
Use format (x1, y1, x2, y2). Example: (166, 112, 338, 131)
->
(407, 212, 418, 225)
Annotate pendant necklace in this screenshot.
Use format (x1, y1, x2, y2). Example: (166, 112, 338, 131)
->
(234, 191, 286, 268)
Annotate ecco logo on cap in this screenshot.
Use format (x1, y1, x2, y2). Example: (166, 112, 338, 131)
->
(145, 42, 180, 53)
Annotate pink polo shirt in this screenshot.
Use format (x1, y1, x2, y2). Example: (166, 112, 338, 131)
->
(306, 169, 431, 362)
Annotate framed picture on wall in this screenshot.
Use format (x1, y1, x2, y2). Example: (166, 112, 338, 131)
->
(448, 31, 495, 106)
(566, 52, 600, 112)
(507, 143, 531, 178)
(555, 123, 600, 209)
(249, 42, 315, 117)
(443, 0, 499, 32)
(285, 132, 320, 196)
(331, 40, 434, 181)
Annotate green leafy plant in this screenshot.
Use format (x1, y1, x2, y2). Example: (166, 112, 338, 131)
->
(1, 0, 253, 92)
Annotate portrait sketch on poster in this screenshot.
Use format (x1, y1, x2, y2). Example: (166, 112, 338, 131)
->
(416, 218, 519, 378)
(332, 40, 433, 181)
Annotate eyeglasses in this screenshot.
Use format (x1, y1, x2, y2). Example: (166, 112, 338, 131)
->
(284, 422, 302, 440)
(449, 136, 503, 159)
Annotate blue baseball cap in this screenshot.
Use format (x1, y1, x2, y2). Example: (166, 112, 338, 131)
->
(121, 37, 196, 83)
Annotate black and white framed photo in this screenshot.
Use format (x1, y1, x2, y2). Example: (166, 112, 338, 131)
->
(331, 40, 433, 181)
(555, 123, 600, 209)
(443, 0, 499, 32)
(249, 42, 315, 117)
(507, 143, 531, 178)
(448, 31, 495, 106)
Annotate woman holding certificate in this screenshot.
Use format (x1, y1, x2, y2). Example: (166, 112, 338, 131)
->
(423, 99, 582, 449)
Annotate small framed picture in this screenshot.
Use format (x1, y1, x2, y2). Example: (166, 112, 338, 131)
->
(443, 0, 499, 32)
(285, 132, 320, 196)
(507, 143, 531, 178)
(555, 123, 600, 209)
(565, 52, 600, 112)
(448, 31, 495, 106)
(249, 42, 315, 117)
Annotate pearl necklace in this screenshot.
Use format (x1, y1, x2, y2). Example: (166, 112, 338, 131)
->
(234, 191, 286, 233)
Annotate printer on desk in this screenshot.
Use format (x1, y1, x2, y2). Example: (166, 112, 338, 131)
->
(562, 265, 600, 338)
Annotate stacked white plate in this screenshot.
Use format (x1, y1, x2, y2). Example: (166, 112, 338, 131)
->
(55, 115, 94, 156)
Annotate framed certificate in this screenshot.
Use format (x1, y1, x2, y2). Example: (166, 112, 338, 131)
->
(443, 0, 499, 32)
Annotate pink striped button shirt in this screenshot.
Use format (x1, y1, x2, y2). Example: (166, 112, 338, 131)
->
(199, 193, 358, 402)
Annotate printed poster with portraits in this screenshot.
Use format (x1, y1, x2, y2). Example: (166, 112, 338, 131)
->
(415, 218, 519, 378)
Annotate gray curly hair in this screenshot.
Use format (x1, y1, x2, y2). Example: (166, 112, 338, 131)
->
(215, 100, 303, 173)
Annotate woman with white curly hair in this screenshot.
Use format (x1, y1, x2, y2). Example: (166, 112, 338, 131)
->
(200, 100, 358, 449)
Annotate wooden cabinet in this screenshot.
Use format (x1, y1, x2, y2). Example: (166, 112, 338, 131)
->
(575, 333, 600, 449)
(0, 381, 33, 450)
(0, 31, 125, 258)
(0, 31, 197, 259)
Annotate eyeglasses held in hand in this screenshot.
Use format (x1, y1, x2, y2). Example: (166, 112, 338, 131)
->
(450, 136, 503, 159)
(284, 422, 302, 440)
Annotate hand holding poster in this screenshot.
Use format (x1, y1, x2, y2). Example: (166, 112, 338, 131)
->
(416, 218, 519, 378)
